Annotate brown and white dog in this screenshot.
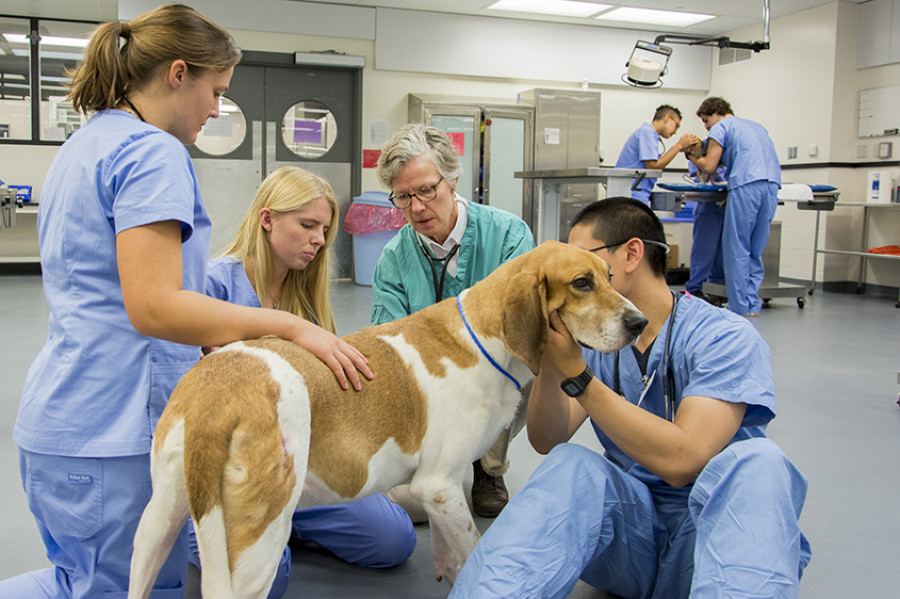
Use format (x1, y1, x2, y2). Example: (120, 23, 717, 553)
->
(127, 240, 647, 599)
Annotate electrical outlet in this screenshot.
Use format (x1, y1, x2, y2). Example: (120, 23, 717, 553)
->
(787, 146, 798, 159)
(808, 144, 818, 158)
(878, 142, 893, 159)
(857, 144, 868, 158)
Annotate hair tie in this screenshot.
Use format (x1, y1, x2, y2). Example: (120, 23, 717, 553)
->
(119, 22, 131, 39)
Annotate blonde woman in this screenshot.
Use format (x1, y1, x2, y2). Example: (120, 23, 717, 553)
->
(200, 166, 415, 598)
(2, 6, 369, 597)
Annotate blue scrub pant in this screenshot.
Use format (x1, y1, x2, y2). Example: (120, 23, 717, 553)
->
(631, 188, 651, 206)
(450, 439, 811, 599)
(685, 200, 725, 294)
(188, 494, 416, 599)
(0, 450, 188, 599)
(722, 181, 779, 315)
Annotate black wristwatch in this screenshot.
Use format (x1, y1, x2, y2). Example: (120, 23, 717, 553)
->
(560, 365, 594, 398)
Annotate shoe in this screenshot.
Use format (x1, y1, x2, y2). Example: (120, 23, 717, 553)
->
(471, 461, 508, 518)
(688, 290, 711, 303)
(744, 312, 760, 317)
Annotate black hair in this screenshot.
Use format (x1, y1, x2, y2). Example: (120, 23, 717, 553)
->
(653, 104, 682, 122)
(572, 196, 668, 277)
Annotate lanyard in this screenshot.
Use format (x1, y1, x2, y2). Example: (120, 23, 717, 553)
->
(614, 290, 681, 422)
(416, 235, 460, 303)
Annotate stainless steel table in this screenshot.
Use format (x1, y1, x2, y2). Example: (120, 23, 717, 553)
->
(515, 167, 662, 243)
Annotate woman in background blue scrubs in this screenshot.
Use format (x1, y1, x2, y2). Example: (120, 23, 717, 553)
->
(1, 7, 370, 598)
(688, 97, 781, 316)
(199, 166, 415, 597)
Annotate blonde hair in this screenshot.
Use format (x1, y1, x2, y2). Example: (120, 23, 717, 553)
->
(221, 167, 339, 333)
(67, 3, 241, 114)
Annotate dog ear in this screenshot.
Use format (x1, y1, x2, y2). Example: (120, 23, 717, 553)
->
(501, 271, 548, 375)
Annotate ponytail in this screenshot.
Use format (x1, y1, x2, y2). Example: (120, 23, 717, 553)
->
(67, 4, 240, 114)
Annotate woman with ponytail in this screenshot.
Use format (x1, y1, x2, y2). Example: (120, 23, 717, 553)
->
(1, 5, 370, 598)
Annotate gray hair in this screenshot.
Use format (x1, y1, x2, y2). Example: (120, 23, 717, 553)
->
(376, 123, 464, 189)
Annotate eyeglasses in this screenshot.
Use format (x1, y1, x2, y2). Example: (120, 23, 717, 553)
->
(586, 241, 627, 253)
(389, 175, 444, 209)
(587, 239, 670, 254)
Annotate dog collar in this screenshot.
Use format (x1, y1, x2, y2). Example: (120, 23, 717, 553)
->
(457, 295, 522, 390)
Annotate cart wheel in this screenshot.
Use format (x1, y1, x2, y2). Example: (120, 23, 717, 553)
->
(808, 289, 815, 296)
(763, 298, 771, 305)
(895, 301, 900, 309)
(797, 297, 806, 309)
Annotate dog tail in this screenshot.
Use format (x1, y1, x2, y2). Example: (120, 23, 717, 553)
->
(188, 343, 314, 598)
(128, 418, 191, 599)
(186, 402, 239, 599)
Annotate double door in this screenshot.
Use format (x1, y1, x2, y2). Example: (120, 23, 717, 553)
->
(190, 55, 362, 276)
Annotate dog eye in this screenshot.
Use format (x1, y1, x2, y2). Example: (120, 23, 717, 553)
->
(571, 276, 593, 291)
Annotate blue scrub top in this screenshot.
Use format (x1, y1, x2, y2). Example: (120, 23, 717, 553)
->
(708, 116, 781, 190)
(371, 200, 534, 324)
(15, 110, 210, 458)
(584, 294, 775, 489)
(206, 256, 262, 307)
(615, 122, 660, 201)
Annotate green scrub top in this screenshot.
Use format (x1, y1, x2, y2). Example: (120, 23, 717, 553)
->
(371, 200, 535, 325)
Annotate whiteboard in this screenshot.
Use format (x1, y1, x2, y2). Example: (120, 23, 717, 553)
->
(858, 86, 900, 137)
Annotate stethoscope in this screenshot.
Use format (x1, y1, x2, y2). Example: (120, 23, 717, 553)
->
(415, 234, 460, 303)
(614, 290, 681, 422)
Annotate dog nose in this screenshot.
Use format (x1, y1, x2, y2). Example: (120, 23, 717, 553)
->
(624, 310, 648, 336)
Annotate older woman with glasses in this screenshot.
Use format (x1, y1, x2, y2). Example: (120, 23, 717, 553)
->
(371, 123, 535, 520)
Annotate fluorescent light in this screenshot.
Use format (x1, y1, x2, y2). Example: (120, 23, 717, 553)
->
(488, 0, 611, 19)
(41, 35, 90, 48)
(4, 33, 88, 48)
(2, 33, 28, 44)
(595, 7, 714, 28)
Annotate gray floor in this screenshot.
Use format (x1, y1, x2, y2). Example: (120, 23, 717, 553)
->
(1, 275, 899, 598)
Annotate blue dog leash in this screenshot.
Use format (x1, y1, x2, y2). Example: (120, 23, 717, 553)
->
(456, 295, 522, 390)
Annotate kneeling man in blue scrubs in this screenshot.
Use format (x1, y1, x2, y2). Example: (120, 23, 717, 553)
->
(450, 197, 810, 599)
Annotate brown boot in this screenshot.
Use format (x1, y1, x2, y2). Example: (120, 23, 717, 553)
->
(471, 460, 508, 518)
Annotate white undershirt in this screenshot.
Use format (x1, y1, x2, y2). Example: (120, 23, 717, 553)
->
(417, 195, 468, 278)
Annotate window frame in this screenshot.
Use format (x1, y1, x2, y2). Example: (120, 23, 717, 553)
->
(0, 13, 98, 146)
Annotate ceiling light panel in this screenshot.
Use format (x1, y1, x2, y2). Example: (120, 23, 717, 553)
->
(595, 7, 714, 28)
(488, 0, 611, 19)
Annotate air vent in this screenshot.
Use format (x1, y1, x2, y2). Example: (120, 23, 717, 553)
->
(718, 47, 753, 66)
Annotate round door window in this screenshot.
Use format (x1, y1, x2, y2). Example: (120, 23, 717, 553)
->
(194, 97, 247, 156)
(281, 100, 337, 159)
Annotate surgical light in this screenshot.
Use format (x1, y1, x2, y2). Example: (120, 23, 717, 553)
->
(621, 0, 772, 89)
(623, 40, 671, 88)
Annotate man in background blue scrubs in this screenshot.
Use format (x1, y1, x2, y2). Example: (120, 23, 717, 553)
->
(449, 197, 810, 599)
(688, 97, 781, 316)
(615, 105, 700, 205)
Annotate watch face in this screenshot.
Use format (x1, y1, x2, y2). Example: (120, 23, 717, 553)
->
(561, 366, 593, 397)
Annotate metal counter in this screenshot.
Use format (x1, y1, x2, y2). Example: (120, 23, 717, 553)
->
(515, 167, 662, 243)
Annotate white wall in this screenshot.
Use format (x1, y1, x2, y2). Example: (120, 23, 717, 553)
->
(227, 27, 706, 194)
